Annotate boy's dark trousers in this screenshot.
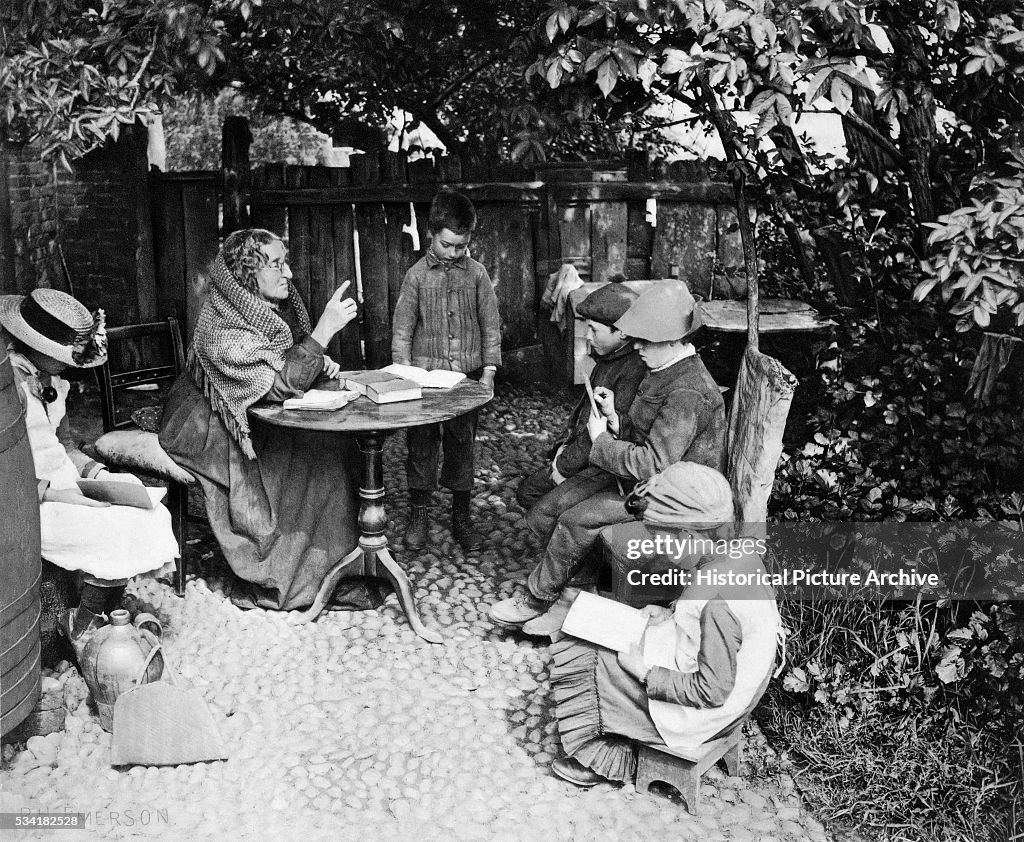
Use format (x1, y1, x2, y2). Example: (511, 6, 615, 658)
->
(406, 409, 477, 493)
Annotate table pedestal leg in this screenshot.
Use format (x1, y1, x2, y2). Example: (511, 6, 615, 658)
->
(373, 547, 442, 644)
(296, 431, 441, 643)
(296, 545, 366, 624)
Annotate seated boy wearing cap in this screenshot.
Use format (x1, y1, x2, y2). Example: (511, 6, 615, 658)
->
(490, 281, 727, 629)
(516, 282, 646, 512)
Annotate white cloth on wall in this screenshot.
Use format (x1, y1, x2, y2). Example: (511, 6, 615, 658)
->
(541, 264, 585, 329)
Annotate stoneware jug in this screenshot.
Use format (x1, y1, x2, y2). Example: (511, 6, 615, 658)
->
(80, 610, 163, 731)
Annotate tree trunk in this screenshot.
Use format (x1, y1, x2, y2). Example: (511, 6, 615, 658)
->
(888, 22, 937, 250)
(767, 123, 811, 181)
(694, 74, 761, 349)
(901, 92, 937, 228)
(843, 86, 897, 174)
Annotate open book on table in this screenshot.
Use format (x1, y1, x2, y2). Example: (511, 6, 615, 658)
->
(380, 364, 466, 389)
(283, 389, 359, 411)
(561, 591, 650, 654)
(76, 479, 167, 510)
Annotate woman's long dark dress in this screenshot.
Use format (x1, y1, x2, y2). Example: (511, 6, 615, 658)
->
(159, 335, 360, 610)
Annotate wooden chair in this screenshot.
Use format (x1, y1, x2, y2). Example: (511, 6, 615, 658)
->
(93, 318, 197, 596)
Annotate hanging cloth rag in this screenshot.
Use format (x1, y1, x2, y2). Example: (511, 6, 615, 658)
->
(541, 264, 585, 331)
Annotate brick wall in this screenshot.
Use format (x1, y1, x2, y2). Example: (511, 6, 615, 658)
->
(2, 126, 152, 325)
(5, 143, 61, 296)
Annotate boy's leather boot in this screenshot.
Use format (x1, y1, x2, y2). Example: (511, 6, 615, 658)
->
(451, 490, 481, 552)
(405, 490, 430, 549)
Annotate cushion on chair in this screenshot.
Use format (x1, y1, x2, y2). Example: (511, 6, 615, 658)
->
(94, 429, 196, 485)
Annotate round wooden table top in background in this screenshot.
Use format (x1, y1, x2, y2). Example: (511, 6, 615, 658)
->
(249, 380, 493, 433)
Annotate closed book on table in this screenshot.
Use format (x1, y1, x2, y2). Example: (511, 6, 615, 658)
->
(283, 389, 358, 411)
(343, 371, 401, 396)
(366, 378, 421, 404)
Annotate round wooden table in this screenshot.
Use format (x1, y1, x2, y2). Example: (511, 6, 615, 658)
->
(250, 380, 493, 643)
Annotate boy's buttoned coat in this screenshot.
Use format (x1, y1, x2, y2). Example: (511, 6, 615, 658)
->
(391, 252, 502, 373)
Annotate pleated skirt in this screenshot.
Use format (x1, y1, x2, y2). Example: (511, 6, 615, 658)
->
(549, 638, 665, 782)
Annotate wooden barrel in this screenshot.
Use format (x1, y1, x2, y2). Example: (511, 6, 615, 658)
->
(0, 346, 42, 736)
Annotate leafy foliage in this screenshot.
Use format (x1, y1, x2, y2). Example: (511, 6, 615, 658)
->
(0, 0, 244, 163)
(764, 598, 1024, 841)
(218, 0, 627, 163)
(162, 89, 336, 169)
(526, 0, 1024, 325)
(916, 149, 1024, 333)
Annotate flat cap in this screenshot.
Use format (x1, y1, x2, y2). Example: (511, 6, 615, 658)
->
(576, 283, 639, 327)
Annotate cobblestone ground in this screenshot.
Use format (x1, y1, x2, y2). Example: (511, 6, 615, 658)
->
(1, 384, 829, 842)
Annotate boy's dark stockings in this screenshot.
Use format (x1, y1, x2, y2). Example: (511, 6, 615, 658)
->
(451, 490, 481, 552)
(405, 489, 431, 550)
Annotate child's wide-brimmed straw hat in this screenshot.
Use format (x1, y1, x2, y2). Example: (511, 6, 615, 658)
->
(614, 280, 703, 342)
(0, 289, 107, 368)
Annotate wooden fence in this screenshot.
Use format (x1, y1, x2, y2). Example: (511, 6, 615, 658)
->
(151, 154, 749, 380)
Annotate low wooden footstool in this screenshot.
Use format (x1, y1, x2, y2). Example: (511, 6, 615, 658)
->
(635, 719, 745, 814)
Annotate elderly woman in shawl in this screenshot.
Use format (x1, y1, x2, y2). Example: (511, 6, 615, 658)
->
(159, 228, 360, 610)
(547, 463, 780, 788)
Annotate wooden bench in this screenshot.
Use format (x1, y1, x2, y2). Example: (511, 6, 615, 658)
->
(635, 718, 746, 814)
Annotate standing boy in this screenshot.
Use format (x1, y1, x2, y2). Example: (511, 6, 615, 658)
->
(516, 282, 646, 511)
(392, 189, 502, 552)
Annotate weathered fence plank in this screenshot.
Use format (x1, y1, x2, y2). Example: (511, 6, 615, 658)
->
(285, 167, 313, 307)
(651, 203, 718, 298)
(180, 179, 218, 342)
(591, 201, 628, 282)
(472, 204, 537, 350)
(152, 178, 185, 324)
(250, 164, 287, 236)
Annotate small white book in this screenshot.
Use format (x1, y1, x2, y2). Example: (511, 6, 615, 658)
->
(381, 364, 466, 389)
(561, 591, 650, 654)
(76, 479, 167, 510)
(283, 389, 359, 411)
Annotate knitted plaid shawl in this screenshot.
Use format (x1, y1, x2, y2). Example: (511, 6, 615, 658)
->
(187, 254, 312, 458)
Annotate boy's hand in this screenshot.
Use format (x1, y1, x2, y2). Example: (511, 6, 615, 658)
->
(592, 387, 616, 419)
(587, 409, 608, 441)
(479, 369, 495, 391)
(641, 604, 674, 625)
(323, 355, 342, 379)
(592, 386, 620, 434)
